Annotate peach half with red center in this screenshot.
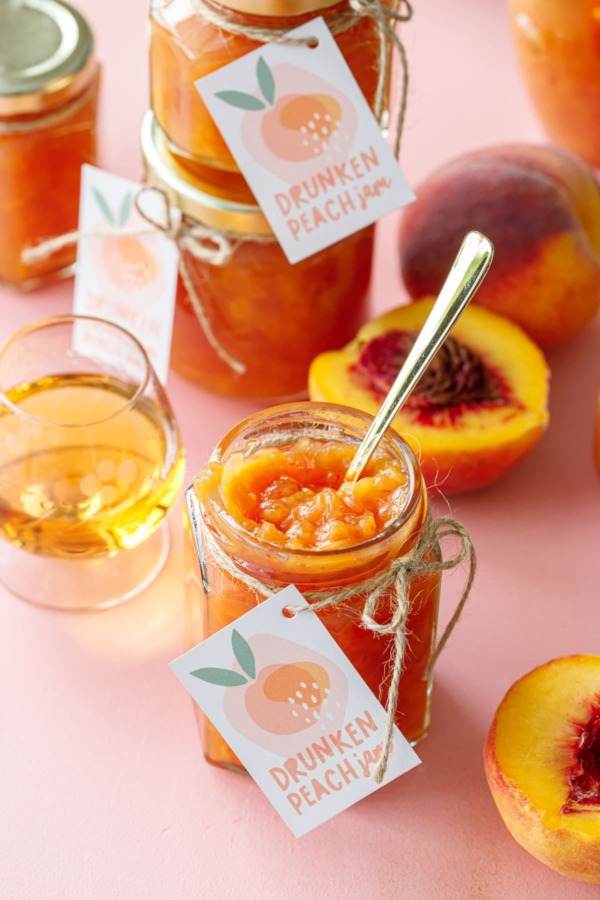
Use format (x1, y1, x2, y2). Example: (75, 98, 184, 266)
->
(484, 655, 600, 884)
(308, 299, 550, 494)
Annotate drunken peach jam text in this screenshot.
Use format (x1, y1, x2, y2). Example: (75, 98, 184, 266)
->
(195, 438, 410, 551)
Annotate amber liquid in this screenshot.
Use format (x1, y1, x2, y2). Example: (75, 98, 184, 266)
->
(0, 374, 184, 559)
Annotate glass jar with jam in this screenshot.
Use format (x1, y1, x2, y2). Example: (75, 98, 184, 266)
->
(149, 0, 387, 173)
(184, 402, 441, 773)
(509, 0, 600, 168)
(141, 112, 374, 400)
(0, 0, 100, 289)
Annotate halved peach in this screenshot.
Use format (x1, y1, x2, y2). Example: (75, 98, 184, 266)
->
(308, 299, 550, 494)
(484, 655, 600, 884)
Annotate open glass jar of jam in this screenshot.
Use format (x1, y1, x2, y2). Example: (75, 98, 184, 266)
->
(141, 112, 374, 400)
(184, 402, 441, 773)
(0, 0, 99, 289)
(149, 0, 386, 172)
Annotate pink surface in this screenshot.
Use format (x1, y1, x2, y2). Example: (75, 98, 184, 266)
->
(2, 1, 599, 897)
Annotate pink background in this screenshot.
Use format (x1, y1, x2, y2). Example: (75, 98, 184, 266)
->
(2, 1, 599, 897)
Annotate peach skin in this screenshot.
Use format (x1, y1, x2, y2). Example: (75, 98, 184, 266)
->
(398, 144, 600, 348)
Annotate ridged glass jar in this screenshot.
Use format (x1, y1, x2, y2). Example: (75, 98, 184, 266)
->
(184, 402, 441, 772)
(0, 0, 99, 288)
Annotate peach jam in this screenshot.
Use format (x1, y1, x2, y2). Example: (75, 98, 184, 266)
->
(141, 112, 373, 400)
(0, 0, 99, 288)
(185, 403, 441, 773)
(149, 0, 383, 171)
(509, 0, 600, 168)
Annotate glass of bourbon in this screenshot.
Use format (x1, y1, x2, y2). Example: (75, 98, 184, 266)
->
(0, 315, 185, 610)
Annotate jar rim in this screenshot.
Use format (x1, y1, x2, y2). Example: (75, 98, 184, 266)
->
(192, 401, 426, 561)
(0, 0, 95, 116)
(0, 315, 152, 427)
(207, 0, 343, 16)
(140, 111, 272, 237)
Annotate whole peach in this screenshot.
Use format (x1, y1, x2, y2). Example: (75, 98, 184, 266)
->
(399, 144, 600, 347)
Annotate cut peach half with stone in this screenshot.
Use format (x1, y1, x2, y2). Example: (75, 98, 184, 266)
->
(484, 655, 600, 884)
(308, 298, 550, 494)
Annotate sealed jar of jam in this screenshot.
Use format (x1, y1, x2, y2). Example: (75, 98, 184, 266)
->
(141, 112, 374, 400)
(149, 0, 387, 172)
(509, 0, 600, 168)
(184, 402, 441, 773)
(0, 0, 100, 289)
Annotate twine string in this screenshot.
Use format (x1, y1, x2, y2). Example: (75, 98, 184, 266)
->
(21, 186, 247, 375)
(189, 0, 412, 157)
(201, 512, 475, 783)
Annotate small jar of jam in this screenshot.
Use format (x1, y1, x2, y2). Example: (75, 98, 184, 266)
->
(184, 402, 441, 773)
(149, 0, 385, 172)
(141, 112, 374, 400)
(509, 0, 600, 168)
(0, 0, 100, 289)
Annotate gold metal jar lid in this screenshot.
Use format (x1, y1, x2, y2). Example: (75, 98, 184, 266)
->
(140, 111, 272, 237)
(0, 0, 94, 116)
(214, 0, 341, 16)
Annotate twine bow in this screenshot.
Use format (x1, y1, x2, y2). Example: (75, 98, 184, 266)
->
(201, 511, 476, 784)
(133, 188, 246, 374)
(21, 186, 246, 375)
(189, 0, 413, 158)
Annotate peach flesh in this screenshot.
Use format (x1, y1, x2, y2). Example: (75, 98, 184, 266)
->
(308, 298, 550, 495)
(350, 330, 512, 426)
(563, 704, 600, 814)
(484, 656, 600, 884)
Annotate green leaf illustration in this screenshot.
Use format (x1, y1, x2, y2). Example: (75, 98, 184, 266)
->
(190, 667, 248, 686)
(119, 191, 133, 226)
(231, 630, 256, 680)
(215, 90, 266, 111)
(256, 57, 275, 106)
(92, 188, 115, 224)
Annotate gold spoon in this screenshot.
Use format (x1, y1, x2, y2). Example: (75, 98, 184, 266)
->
(344, 230, 494, 482)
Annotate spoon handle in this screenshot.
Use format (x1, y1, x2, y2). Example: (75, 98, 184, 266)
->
(345, 230, 494, 482)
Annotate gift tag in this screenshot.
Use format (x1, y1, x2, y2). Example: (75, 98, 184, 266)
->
(195, 18, 414, 264)
(170, 585, 420, 838)
(73, 165, 179, 384)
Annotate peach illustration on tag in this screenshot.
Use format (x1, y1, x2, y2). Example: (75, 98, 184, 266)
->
(89, 188, 164, 308)
(191, 629, 348, 756)
(216, 58, 357, 183)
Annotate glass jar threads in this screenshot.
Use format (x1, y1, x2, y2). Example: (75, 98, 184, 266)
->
(0, 0, 100, 289)
(149, 0, 385, 173)
(184, 402, 442, 773)
(141, 112, 374, 400)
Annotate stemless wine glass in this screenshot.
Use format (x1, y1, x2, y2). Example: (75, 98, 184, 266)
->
(0, 315, 185, 610)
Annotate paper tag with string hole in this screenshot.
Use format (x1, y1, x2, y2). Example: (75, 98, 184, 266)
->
(170, 585, 420, 838)
(195, 17, 414, 264)
(73, 165, 179, 384)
